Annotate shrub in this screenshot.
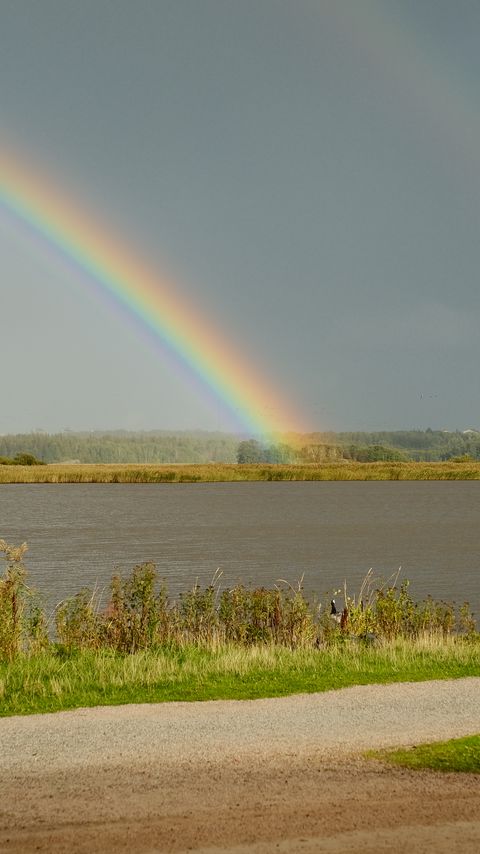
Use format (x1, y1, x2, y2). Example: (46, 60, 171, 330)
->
(13, 453, 45, 466)
(104, 563, 170, 652)
(55, 588, 103, 651)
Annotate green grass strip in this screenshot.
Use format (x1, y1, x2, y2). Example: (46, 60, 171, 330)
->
(1, 638, 479, 717)
(371, 734, 480, 774)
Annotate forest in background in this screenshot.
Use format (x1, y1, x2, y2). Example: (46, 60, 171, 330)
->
(1, 428, 480, 465)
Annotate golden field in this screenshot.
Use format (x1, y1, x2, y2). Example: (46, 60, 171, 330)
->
(1, 460, 480, 482)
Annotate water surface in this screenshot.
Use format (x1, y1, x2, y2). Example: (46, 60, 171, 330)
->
(1, 482, 479, 617)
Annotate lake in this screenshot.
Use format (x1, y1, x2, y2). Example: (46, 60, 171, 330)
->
(1, 481, 479, 618)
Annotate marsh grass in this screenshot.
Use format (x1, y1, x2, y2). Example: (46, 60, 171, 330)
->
(1, 460, 480, 483)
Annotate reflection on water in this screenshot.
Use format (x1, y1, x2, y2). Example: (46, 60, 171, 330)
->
(1, 481, 479, 617)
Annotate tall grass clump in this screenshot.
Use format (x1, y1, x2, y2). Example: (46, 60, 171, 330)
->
(0, 540, 48, 661)
(219, 579, 316, 646)
(56, 563, 173, 652)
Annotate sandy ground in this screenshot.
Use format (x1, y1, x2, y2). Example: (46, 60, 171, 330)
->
(1, 678, 479, 853)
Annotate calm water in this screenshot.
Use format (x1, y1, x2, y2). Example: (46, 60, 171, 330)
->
(1, 482, 479, 617)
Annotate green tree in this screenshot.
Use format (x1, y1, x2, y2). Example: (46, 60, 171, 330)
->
(237, 439, 263, 463)
(13, 453, 45, 466)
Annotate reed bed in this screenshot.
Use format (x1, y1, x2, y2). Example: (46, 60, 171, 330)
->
(1, 460, 480, 483)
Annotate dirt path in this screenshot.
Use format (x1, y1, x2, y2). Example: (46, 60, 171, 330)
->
(1, 679, 479, 853)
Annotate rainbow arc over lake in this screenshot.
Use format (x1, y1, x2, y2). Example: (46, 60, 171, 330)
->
(0, 145, 305, 436)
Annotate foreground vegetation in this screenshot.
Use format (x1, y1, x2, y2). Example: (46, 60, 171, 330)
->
(372, 734, 480, 774)
(1, 538, 479, 715)
(1, 460, 480, 483)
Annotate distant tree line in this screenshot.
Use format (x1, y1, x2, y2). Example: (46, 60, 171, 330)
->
(0, 432, 238, 464)
(304, 430, 480, 462)
(236, 430, 480, 464)
(0, 429, 479, 465)
(236, 440, 342, 464)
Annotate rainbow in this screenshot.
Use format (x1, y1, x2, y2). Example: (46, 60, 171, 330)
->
(0, 144, 306, 437)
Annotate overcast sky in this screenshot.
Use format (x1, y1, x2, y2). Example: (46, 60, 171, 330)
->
(1, 0, 480, 435)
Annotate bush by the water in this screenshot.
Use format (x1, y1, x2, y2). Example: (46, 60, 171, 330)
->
(0, 453, 45, 466)
(0, 540, 477, 661)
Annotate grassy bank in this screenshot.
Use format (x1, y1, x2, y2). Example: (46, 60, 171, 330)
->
(1, 637, 479, 716)
(372, 734, 480, 774)
(1, 460, 480, 483)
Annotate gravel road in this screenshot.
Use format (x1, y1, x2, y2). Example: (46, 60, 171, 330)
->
(1, 678, 480, 853)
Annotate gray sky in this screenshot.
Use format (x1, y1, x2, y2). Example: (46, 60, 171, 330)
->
(1, 0, 480, 434)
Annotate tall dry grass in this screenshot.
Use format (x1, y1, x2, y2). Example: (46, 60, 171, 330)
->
(0, 540, 48, 660)
(1, 460, 480, 483)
